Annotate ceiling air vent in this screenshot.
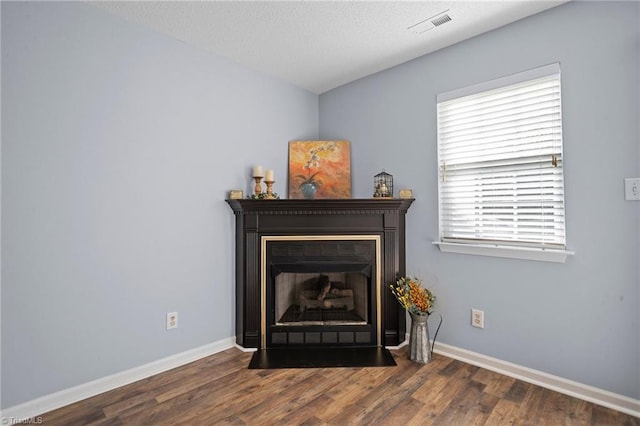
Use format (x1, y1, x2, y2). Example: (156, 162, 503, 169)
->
(431, 14, 452, 27)
(408, 10, 452, 35)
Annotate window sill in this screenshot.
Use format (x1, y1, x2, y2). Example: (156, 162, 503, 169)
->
(433, 241, 574, 263)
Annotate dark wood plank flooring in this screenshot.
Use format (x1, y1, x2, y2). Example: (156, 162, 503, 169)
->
(39, 347, 639, 425)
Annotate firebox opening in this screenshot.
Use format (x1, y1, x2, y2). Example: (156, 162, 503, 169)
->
(262, 236, 382, 348)
(274, 271, 370, 326)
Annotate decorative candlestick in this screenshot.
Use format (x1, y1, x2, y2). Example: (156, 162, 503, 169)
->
(253, 177, 263, 197)
(252, 165, 265, 197)
(264, 180, 276, 199)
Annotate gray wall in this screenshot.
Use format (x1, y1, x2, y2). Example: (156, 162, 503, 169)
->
(320, 1, 640, 399)
(1, 2, 317, 408)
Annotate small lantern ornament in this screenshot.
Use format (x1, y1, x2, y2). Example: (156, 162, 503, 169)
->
(374, 170, 393, 198)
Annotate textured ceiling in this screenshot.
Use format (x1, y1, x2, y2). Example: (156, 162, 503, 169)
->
(91, 1, 568, 94)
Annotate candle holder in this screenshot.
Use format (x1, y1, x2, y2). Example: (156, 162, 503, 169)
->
(253, 176, 263, 197)
(264, 180, 276, 199)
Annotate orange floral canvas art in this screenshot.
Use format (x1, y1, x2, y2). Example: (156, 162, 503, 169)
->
(288, 140, 351, 199)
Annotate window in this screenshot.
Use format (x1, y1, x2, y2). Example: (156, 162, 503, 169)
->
(435, 63, 572, 263)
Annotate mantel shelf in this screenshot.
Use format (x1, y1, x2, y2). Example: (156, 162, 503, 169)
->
(226, 198, 414, 214)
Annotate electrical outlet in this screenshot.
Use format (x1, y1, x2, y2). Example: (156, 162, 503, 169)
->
(167, 312, 178, 330)
(624, 178, 640, 201)
(471, 309, 484, 329)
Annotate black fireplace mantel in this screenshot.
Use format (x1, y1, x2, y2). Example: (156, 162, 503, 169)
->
(226, 198, 414, 214)
(226, 198, 414, 348)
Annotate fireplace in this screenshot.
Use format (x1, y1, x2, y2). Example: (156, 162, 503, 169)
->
(226, 199, 413, 349)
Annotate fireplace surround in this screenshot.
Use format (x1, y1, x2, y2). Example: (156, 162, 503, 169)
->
(226, 198, 413, 349)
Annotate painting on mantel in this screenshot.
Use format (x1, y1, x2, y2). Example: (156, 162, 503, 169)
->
(288, 140, 351, 199)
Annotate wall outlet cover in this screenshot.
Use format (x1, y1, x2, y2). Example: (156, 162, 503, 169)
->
(167, 312, 178, 330)
(471, 309, 484, 329)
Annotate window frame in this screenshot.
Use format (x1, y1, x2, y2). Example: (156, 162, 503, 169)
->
(434, 63, 573, 263)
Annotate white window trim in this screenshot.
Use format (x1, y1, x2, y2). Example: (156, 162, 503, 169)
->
(435, 63, 573, 263)
(437, 63, 561, 103)
(433, 241, 574, 263)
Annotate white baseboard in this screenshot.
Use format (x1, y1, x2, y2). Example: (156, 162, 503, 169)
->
(1, 337, 235, 422)
(234, 343, 257, 353)
(433, 342, 640, 419)
(385, 340, 408, 350)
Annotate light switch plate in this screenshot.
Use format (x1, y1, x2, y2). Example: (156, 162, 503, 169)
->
(624, 178, 640, 201)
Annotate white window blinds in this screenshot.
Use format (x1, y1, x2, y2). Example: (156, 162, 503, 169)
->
(437, 63, 566, 249)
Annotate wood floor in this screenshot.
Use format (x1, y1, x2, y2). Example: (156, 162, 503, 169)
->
(41, 347, 638, 425)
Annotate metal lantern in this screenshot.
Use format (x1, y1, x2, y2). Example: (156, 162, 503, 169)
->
(373, 170, 393, 198)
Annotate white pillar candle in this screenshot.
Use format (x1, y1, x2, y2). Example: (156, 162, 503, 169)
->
(253, 165, 264, 177)
(265, 169, 274, 181)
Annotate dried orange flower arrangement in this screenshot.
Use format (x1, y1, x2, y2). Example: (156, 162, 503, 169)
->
(389, 276, 436, 316)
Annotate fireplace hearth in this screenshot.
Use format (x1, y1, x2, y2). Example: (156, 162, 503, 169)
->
(226, 199, 413, 349)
